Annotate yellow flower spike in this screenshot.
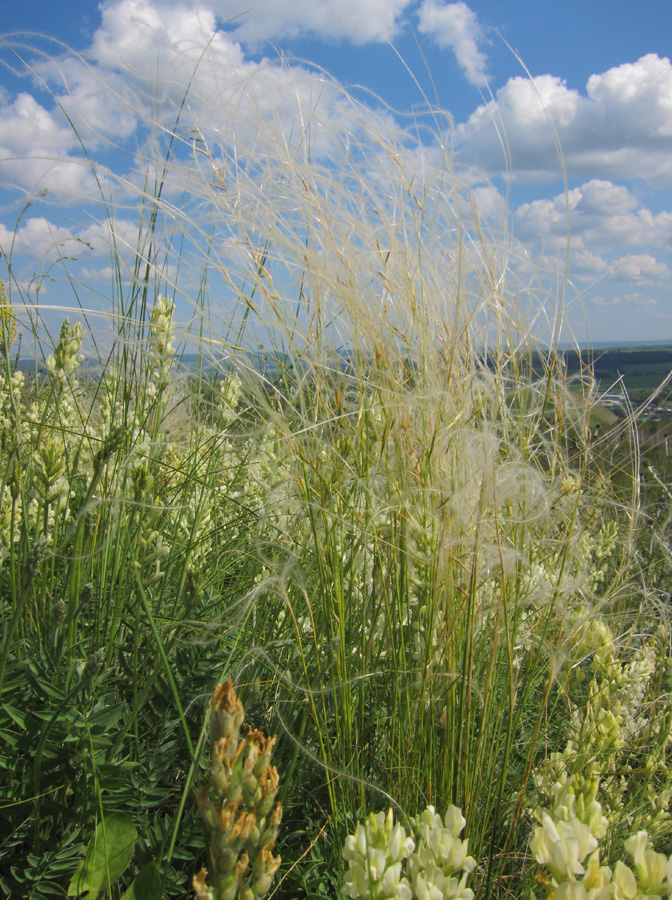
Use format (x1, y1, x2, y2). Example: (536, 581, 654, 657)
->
(259, 765, 279, 794)
(197, 682, 282, 900)
(235, 853, 250, 882)
(642, 848, 668, 889)
(229, 811, 256, 845)
(582, 849, 612, 899)
(258, 803, 282, 851)
(444, 805, 467, 838)
(244, 741, 260, 775)
(201, 804, 220, 832)
(212, 737, 230, 767)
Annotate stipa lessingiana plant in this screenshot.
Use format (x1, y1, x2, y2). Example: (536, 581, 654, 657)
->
(194, 680, 283, 900)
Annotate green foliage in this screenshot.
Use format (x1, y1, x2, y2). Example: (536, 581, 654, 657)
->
(121, 863, 162, 900)
(68, 815, 138, 899)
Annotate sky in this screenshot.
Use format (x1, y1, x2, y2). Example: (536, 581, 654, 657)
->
(0, 0, 671, 350)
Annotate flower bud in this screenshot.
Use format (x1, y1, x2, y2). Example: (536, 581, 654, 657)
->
(211, 680, 245, 740)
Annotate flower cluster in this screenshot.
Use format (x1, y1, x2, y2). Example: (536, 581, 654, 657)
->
(219, 372, 242, 428)
(45, 319, 84, 385)
(342, 805, 475, 900)
(195, 680, 282, 900)
(147, 294, 176, 396)
(534, 612, 672, 837)
(343, 808, 415, 900)
(407, 806, 476, 900)
(531, 801, 672, 900)
(531, 613, 672, 899)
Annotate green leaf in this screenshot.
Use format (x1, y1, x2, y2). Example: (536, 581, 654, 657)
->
(67, 814, 138, 899)
(121, 862, 161, 900)
(3, 705, 33, 730)
(86, 703, 125, 730)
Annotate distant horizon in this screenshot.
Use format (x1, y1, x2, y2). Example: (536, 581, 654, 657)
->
(17, 338, 672, 367)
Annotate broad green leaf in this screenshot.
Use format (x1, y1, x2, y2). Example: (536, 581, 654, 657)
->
(121, 862, 161, 900)
(67, 814, 138, 899)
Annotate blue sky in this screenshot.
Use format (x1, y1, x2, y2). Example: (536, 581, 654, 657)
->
(1, 0, 671, 348)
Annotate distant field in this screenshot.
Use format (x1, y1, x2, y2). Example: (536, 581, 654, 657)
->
(561, 345, 672, 393)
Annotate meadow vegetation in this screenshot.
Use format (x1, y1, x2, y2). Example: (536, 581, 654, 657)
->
(1, 43, 672, 900)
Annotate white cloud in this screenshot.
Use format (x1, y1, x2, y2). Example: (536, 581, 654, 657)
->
(0, 92, 102, 196)
(611, 254, 670, 282)
(457, 54, 672, 184)
(0, 93, 75, 157)
(514, 180, 672, 270)
(605, 291, 658, 309)
(511, 179, 672, 296)
(514, 188, 582, 242)
(94, 0, 413, 47)
(91, 0, 244, 73)
(417, 0, 488, 86)
(470, 184, 505, 220)
(0, 217, 78, 258)
(204, 0, 412, 45)
(75, 0, 384, 159)
(3, 0, 387, 204)
(571, 247, 609, 277)
(574, 179, 637, 217)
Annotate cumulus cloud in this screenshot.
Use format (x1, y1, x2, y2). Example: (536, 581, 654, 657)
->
(417, 0, 488, 86)
(0, 217, 78, 258)
(118, 0, 414, 46)
(571, 248, 609, 277)
(611, 254, 670, 282)
(0, 92, 102, 196)
(470, 184, 505, 220)
(575, 179, 638, 216)
(457, 54, 672, 184)
(510, 179, 672, 300)
(3, 0, 392, 203)
(514, 180, 672, 267)
(90, 0, 245, 77)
